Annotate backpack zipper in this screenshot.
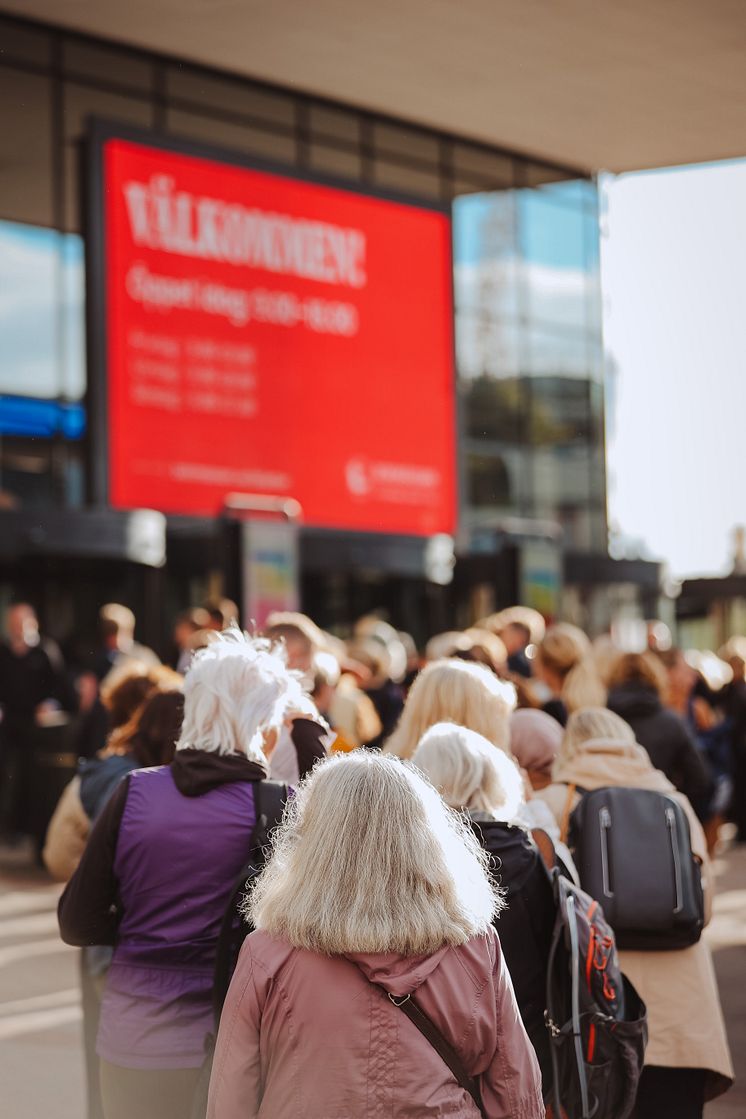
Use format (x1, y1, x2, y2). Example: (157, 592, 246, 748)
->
(666, 805, 684, 914)
(599, 806, 613, 898)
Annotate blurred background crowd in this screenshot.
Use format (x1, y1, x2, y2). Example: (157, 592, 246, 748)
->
(3, 598, 746, 863)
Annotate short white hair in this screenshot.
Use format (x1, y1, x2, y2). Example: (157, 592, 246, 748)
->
(176, 628, 303, 762)
(413, 722, 524, 820)
(247, 751, 500, 954)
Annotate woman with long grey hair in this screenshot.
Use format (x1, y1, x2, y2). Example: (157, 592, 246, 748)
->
(207, 751, 543, 1119)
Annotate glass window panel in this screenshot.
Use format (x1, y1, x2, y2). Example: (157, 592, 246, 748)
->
(0, 439, 55, 508)
(518, 190, 588, 331)
(0, 68, 53, 226)
(62, 39, 154, 92)
(466, 449, 524, 511)
(583, 206, 602, 338)
(452, 144, 514, 188)
(528, 377, 592, 447)
(453, 192, 520, 320)
(308, 143, 362, 180)
(373, 122, 439, 164)
(63, 82, 153, 142)
(0, 220, 58, 398)
(60, 233, 86, 401)
(537, 178, 598, 207)
(525, 327, 589, 380)
(456, 314, 521, 384)
(372, 159, 442, 199)
(166, 67, 295, 127)
(165, 108, 297, 164)
(532, 446, 592, 509)
(463, 371, 528, 444)
(309, 104, 359, 145)
(0, 17, 52, 64)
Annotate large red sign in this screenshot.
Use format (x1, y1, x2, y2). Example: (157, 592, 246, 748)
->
(102, 136, 456, 535)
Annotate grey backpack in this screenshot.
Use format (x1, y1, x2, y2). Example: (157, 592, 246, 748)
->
(567, 785, 705, 951)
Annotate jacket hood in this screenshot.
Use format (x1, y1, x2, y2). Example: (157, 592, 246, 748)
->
(170, 747, 267, 796)
(344, 945, 451, 998)
(607, 683, 662, 720)
(553, 737, 675, 794)
(470, 818, 539, 896)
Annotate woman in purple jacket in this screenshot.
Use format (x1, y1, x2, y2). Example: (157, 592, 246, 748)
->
(58, 630, 328, 1119)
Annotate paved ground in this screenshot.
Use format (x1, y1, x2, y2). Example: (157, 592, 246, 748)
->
(1, 836, 744, 1117)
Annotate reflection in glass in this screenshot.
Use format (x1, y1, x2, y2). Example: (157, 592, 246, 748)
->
(454, 176, 605, 549)
(0, 220, 86, 414)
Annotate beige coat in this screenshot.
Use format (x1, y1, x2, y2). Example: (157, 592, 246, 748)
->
(42, 776, 89, 882)
(537, 738, 733, 1101)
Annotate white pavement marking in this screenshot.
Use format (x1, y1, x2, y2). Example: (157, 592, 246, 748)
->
(0, 1004, 81, 1040)
(0, 938, 74, 967)
(0, 890, 61, 917)
(0, 912, 60, 940)
(0, 988, 79, 1016)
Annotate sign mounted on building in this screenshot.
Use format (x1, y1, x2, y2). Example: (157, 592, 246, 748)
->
(88, 124, 456, 536)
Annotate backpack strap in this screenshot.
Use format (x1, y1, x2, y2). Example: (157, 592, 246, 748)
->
(211, 779, 288, 1020)
(531, 827, 556, 872)
(355, 968, 486, 1118)
(559, 783, 577, 846)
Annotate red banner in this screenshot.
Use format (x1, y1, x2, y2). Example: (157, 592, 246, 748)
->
(103, 137, 456, 535)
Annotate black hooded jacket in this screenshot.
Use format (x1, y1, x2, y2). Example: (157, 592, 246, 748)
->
(472, 817, 555, 1094)
(607, 682, 712, 810)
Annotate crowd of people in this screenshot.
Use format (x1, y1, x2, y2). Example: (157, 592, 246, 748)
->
(0, 598, 743, 1117)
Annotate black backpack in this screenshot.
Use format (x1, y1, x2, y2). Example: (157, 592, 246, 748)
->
(545, 870, 647, 1119)
(190, 779, 288, 1119)
(567, 786, 705, 950)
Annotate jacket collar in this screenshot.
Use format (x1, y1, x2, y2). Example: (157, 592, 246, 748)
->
(170, 747, 267, 797)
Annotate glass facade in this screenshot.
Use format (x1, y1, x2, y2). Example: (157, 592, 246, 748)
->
(453, 181, 606, 551)
(0, 13, 606, 554)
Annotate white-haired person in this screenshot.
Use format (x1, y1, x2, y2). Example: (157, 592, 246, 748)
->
(412, 722, 557, 1096)
(384, 658, 515, 760)
(536, 708, 733, 1118)
(206, 751, 544, 1119)
(58, 630, 328, 1119)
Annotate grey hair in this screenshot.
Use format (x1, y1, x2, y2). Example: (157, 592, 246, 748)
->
(246, 751, 501, 955)
(176, 627, 303, 762)
(413, 722, 524, 819)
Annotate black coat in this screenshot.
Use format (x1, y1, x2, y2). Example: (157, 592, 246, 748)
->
(472, 817, 555, 1094)
(607, 683, 712, 811)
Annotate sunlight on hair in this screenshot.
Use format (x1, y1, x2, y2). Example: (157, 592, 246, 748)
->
(176, 626, 303, 761)
(246, 751, 501, 955)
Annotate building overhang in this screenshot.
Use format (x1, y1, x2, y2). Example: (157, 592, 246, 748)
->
(4, 2, 746, 174)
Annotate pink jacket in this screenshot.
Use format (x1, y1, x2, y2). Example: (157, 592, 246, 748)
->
(207, 926, 544, 1119)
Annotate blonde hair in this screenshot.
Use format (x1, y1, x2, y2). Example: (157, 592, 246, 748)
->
(413, 722, 524, 820)
(384, 659, 515, 760)
(176, 627, 303, 762)
(247, 751, 500, 954)
(555, 707, 636, 773)
(536, 624, 606, 712)
(607, 651, 667, 697)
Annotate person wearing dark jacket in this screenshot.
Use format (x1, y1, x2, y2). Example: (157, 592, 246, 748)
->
(412, 720, 556, 1095)
(58, 630, 324, 1119)
(0, 602, 76, 838)
(607, 652, 712, 815)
